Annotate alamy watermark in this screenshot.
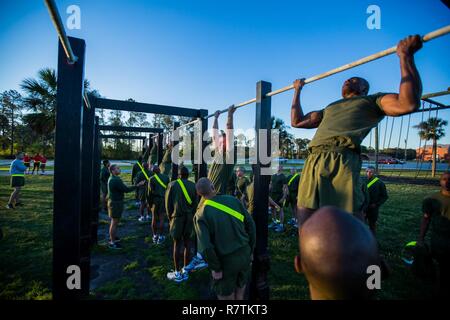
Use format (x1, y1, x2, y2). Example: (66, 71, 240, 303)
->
(170, 128, 281, 176)
(366, 5, 381, 30)
(66, 5, 81, 30)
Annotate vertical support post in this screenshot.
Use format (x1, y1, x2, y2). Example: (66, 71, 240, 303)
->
(53, 36, 85, 300)
(91, 116, 101, 245)
(250, 80, 271, 300)
(80, 97, 95, 295)
(197, 118, 208, 181)
(157, 133, 163, 165)
(171, 122, 180, 181)
(375, 125, 379, 173)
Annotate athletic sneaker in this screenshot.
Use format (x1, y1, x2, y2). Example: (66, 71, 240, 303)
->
(152, 234, 158, 244)
(183, 255, 208, 273)
(157, 235, 165, 244)
(145, 215, 151, 221)
(108, 242, 122, 250)
(274, 224, 285, 233)
(166, 270, 186, 283)
(268, 220, 279, 229)
(114, 237, 121, 243)
(138, 216, 146, 222)
(5, 204, 14, 209)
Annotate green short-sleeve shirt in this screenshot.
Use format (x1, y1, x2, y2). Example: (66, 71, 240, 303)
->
(309, 93, 387, 150)
(270, 173, 287, 195)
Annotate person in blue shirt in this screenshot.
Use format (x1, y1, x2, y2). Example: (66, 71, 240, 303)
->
(7, 152, 27, 209)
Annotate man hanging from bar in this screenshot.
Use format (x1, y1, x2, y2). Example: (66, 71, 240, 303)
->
(184, 105, 237, 273)
(290, 35, 423, 224)
(159, 141, 173, 177)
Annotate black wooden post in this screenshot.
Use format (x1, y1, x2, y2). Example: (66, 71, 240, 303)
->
(197, 118, 208, 180)
(157, 133, 163, 165)
(80, 98, 95, 295)
(250, 80, 272, 300)
(53, 37, 85, 300)
(171, 122, 180, 181)
(91, 116, 101, 245)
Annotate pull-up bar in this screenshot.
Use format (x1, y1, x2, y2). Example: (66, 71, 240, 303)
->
(44, 0, 91, 109)
(206, 25, 450, 119)
(421, 87, 450, 99)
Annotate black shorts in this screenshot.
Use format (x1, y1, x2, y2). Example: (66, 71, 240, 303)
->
(11, 176, 25, 188)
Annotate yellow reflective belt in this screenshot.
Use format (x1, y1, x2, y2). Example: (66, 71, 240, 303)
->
(204, 199, 244, 222)
(177, 179, 192, 205)
(153, 174, 167, 189)
(288, 173, 299, 186)
(367, 177, 379, 189)
(136, 162, 150, 181)
(12, 174, 25, 177)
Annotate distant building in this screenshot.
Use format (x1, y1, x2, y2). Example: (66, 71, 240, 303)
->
(416, 144, 450, 161)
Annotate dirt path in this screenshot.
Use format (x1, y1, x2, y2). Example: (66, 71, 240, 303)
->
(89, 202, 213, 300)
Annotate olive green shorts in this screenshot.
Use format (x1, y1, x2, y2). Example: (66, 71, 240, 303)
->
(137, 186, 147, 202)
(270, 193, 284, 206)
(108, 200, 124, 219)
(212, 245, 252, 296)
(151, 197, 165, 215)
(297, 148, 364, 214)
(11, 176, 25, 188)
(169, 214, 193, 240)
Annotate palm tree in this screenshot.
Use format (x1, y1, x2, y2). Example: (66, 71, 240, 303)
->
(20, 68, 92, 151)
(414, 117, 448, 177)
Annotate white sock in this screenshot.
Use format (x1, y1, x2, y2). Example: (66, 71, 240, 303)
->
(196, 252, 203, 259)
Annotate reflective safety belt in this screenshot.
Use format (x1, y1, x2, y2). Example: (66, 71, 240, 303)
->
(288, 173, 299, 186)
(204, 199, 244, 222)
(136, 162, 150, 181)
(367, 177, 379, 189)
(177, 179, 192, 205)
(153, 173, 167, 189)
(11, 174, 25, 177)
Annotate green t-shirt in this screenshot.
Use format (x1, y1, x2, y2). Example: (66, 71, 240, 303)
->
(165, 178, 198, 220)
(159, 147, 172, 176)
(309, 93, 386, 150)
(100, 166, 110, 185)
(422, 192, 450, 246)
(270, 173, 287, 196)
(148, 172, 170, 199)
(236, 176, 250, 198)
(107, 175, 136, 201)
(208, 150, 235, 195)
(365, 176, 388, 207)
(194, 194, 256, 271)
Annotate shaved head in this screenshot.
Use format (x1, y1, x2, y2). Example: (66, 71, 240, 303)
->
(342, 77, 370, 98)
(297, 206, 380, 300)
(196, 177, 215, 197)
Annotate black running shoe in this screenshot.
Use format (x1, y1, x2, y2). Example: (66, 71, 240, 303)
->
(108, 242, 123, 250)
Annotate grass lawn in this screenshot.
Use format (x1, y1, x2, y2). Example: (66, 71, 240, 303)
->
(0, 173, 440, 299)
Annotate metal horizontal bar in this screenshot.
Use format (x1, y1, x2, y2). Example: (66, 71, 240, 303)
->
(206, 25, 450, 119)
(177, 118, 201, 129)
(99, 125, 163, 133)
(94, 97, 207, 118)
(44, 0, 77, 64)
(421, 98, 448, 109)
(100, 134, 146, 140)
(421, 88, 450, 99)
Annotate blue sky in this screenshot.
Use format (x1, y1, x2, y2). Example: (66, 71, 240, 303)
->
(0, 0, 449, 149)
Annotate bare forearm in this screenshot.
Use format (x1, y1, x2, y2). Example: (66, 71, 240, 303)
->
(291, 88, 304, 127)
(398, 55, 422, 112)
